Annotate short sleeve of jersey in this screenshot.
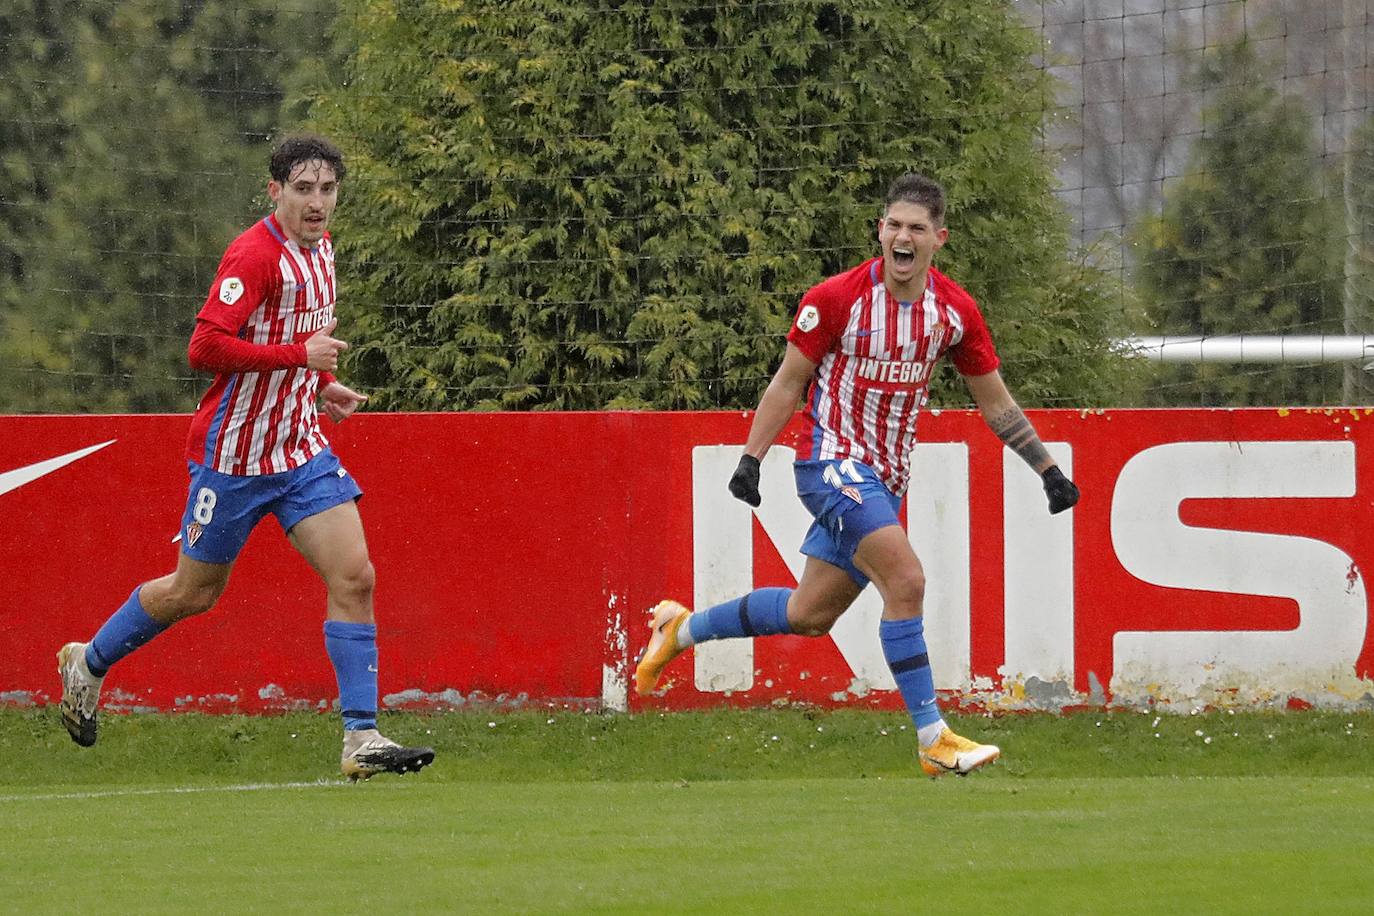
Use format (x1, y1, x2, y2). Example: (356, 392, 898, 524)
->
(939, 273, 1000, 376)
(195, 232, 276, 334)
(786, 268, 860, 364)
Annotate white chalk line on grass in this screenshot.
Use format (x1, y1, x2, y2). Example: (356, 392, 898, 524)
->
(0, 780, 350, 802)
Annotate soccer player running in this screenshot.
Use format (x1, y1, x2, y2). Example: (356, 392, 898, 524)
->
(56, 134, 435, 781)
(635, 173, 1079, 777)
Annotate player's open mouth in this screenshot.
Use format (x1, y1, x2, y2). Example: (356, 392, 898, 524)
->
(892, 246, 915, 269)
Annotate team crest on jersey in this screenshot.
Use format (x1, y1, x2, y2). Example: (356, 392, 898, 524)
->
(797, 304, 820, 333)
(185, 522, 203, 548)
(218, 277, 245, 305)
(841, 485, 863, 505)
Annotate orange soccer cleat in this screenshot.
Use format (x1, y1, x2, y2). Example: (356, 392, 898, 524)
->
(632, 600, 692, 696)
(918, 727, 1001, 778)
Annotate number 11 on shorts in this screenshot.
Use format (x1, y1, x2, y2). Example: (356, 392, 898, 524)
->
(822, 458, 863, 489)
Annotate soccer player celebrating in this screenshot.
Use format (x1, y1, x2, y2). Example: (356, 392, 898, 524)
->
(56, 134, 434, 781)
(635, 173, 1079, 777)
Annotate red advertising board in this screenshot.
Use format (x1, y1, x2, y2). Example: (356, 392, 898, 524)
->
(2, 409, 1371, 713)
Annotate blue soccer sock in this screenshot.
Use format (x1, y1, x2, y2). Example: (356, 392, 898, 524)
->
(879, 616, 944, 734)
(324, 620, 379, 731)
(685, 587, 793, 645)
(85, 586, 169, 678)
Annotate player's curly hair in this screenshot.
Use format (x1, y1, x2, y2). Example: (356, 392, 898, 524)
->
(885, 173, 945, 225)
(269, 133, 346, 183)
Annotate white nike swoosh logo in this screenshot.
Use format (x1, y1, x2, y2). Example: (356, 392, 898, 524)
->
(0, 440, 116, 498)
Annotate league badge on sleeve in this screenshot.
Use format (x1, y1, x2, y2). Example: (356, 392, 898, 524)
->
(796, 304, 820, 333)
(218, 277, 245, 305)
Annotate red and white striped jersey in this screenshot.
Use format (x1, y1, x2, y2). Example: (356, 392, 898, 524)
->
(785, 258, 1000, 496)
(185, 214, 337, 475)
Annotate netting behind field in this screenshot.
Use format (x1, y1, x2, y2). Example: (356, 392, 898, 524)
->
(1027, 0, 1374, 405)
(1, 0, 1371, 411)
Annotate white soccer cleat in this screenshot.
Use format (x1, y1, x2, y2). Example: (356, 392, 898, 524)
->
(57, 642, 103, 748)
(340, 728, 436, 782)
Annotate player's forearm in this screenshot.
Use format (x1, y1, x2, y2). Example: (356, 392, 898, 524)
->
(984, 403, 1054, 473)
(188, 322, 308, 373)
(743, 374, 808, 459)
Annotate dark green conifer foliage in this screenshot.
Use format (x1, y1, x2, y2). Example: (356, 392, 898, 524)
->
(315, 0, 1133, 410)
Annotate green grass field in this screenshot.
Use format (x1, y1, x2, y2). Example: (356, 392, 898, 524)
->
(3, 707, 1372, 914)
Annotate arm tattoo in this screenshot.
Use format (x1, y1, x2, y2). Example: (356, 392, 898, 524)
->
(987, 405, 1052, 471)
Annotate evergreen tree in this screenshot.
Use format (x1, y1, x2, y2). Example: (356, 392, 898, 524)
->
(313, 0, 1134, 411)
(1131, 40, 1345, 406)
(0, 0, 339, 412)
(0, 1, 78, 406)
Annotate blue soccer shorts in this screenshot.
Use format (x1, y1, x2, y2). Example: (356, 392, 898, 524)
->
(793, 458, 903, 589)
(177, 447, 363, 565)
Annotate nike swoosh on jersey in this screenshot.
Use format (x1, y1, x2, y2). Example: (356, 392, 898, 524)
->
(0, 440, 116, 498)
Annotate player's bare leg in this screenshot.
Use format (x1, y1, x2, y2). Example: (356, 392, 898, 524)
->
(138, 553, 233, 624)
(785, 556, 862, 636)
(290, 502, 434, 780)
(59, 554, 230, 747)
(855, 526, 999, 777)
(288, 501, 375, 624)
(636, 558, 857, 696)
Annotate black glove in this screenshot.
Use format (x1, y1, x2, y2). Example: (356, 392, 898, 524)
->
(1042, 466, 1079, 515)
(728, 454, 762, 507)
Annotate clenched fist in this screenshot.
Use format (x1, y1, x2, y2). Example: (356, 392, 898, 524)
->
(728, 455, 762, 507)
(1041, 466, 1080, 515)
